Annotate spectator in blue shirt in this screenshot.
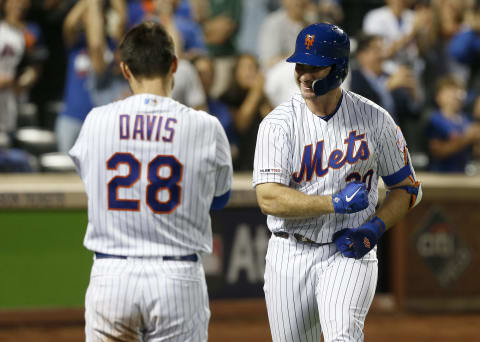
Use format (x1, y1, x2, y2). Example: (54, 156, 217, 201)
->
(426, 75, 480, 172)
(55, 0, 126, 153)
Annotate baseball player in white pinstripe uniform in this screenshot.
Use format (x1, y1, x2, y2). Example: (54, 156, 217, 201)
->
(69, 22, 233, 341)
(253, 23, 422, 342)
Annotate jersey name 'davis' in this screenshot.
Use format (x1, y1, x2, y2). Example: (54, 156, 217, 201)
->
(119, 113, 177, 142)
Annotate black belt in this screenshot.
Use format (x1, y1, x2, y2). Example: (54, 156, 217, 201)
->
(95, 252, 198, 262)
(273, 232, 332, 247)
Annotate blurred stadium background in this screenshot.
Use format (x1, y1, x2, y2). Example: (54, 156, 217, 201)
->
(2, 0, 480, 340)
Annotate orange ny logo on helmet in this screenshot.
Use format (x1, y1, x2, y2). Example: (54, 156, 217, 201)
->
(305, 34, 315, 50)
(363, 237, 371, 249)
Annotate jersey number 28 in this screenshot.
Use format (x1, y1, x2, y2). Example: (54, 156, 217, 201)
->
(107, 152, 183, 214)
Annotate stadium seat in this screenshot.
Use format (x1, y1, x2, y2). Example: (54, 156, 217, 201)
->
(14, 127, 57, 156)
(39, 152, 76, 172)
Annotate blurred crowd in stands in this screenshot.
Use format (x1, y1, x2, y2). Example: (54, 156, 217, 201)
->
(0, 0, 479, 174)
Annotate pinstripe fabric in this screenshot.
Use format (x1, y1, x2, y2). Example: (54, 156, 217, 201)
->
(264, 236, 377, 342)
(85, 257, 210, 342)
(254, 89, 407, 342)
(71, 93, 232, 341)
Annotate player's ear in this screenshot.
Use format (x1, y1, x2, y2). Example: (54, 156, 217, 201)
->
(170, 56, 178, 75)
(120, 61, 132, 81)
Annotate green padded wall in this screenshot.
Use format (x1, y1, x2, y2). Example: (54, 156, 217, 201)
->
(0, 211, 92, 309)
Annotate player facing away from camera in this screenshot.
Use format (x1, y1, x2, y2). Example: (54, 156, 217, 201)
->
(253, 23, 422, 342)
(69, 21, 233, 341)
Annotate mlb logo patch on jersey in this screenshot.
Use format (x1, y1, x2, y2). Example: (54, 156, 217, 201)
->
(395, 126, 407, 153)
(260, 168, 282, 174)
(145, 98, 158, 106)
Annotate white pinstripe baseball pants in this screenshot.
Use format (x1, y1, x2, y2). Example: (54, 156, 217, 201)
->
(85, 257, 210, 342)
(264, 234, 378, 342)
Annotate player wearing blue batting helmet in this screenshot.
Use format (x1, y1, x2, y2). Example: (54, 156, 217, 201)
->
(287, 23, 350, 96)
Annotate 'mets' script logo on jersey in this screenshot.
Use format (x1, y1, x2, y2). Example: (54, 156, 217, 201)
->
(292, 130, 370, 183)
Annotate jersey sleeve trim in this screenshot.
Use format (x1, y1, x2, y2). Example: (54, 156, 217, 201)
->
(381, 163, 413, 187)
(252, 174, 291, 187)
(210, 189, 231, 210)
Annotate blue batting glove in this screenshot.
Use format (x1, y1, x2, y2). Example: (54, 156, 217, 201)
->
(332, 228, 356, 258)
(332, 216, 386, 259)
(332, 181, 369, 214)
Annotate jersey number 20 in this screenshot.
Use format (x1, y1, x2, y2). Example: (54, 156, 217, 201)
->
(107, 152, 183, 214)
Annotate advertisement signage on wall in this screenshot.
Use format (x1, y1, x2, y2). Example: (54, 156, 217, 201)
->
(206, 208, 270, 298)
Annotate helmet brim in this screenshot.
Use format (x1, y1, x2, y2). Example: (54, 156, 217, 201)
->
(286, 53, 337, 67)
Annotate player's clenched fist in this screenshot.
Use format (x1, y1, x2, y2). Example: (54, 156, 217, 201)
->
(332, 181, 369, 214)
(332, 216, 386, 259)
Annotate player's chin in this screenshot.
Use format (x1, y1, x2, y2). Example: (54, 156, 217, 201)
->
(298, 82, 315, 95)
(301, 88, 317, 99)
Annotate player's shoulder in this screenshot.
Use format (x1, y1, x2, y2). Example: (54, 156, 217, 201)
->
(262, 94, 301, 125)
(167, 96, 223, 129)
(90, 93, 132, 112)
(83, 99, 119, 122)
(343, 89, 393, 122)
(168, 96, 216, 120)
(267, 93, 303, 117)
(87, 94, 220, 128)
(259, 94, 303, 137)
(193, 108, 223, 127)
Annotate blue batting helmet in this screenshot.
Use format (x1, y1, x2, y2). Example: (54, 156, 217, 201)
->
(287, 23, 350, 95)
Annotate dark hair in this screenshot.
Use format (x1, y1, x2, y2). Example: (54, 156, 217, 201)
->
(355, 32, 382, 55)
(118, 21, 176, 79)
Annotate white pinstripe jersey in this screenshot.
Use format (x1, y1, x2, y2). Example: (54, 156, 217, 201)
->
(70, 94, 233, 256)
(253, 90, 415, 243)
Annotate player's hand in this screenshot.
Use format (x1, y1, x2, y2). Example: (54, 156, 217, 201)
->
(332, 216, 386, 259)
(332, 181, 368, 214)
